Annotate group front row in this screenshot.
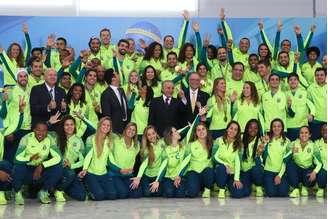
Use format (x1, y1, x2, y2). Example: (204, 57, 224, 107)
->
(0, 111, 326, 204)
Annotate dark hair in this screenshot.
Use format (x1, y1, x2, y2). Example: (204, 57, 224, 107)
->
(166, 51, 177, 60)
(190, 122, 213, 158)
(269, 118, 286, 143)
(99, 28, 111, 37)
(232, 61, 245, 71)
(29, 56, 42, 67)
(207, 45, 218, 60)
(281, 39, 291, 47)
(257, 59, 271, 67)
(248, 53, 259, 61)
(178, 43, 195, 63)
(299, 125, 311, 135)
(269, 73, 281, 81)
(287, 72, 299, 81)
(164, 35, 174, 43)
(278, 51, 289, 58)
(85, 68, 97, 79)
(242, 119, 261, 160)
(240, 37, 250, 43)
(143, 42, 163, 61)
(34, 121, 48, 129)
(7, 43, 24, 67)
(258, 43, 272, 61)
(163, 126, 182, 149)
(66, 83, 86, 106)
(141, 65, 159, 87)
(31, 47, 43, 55)
(196, 63, 207, 72)
(88, 37, 101, 48)
(117, 39, 130, 47)
(143, 85, 154, 107)
(223, 121, 242, 152)
(104, 68, 115, 84)
(56, 115, 76, 155)
(57, 37, 67, 46)
(241, 81, 259, 106)
(306, 46, 320, 58)
(315, 67, 327, 76)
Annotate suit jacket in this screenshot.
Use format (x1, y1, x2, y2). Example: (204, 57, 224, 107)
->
(148, 96, 187, 137)
(101, 86, 129, 134)
(181, 88, 209, 126)
(30, 83, 66, 128)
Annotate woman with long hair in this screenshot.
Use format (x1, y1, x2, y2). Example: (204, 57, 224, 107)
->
(130, 126, 165, 197)
(78, 117, 117, 200)
(140, 65, 161, 97)
(110, 122, 142, 199)
(122, 70, 140, 104)
(185, 122, 214, 198)
(130, 85, 154, 141)
(66, 83, 96, 139)
(240, 119, 264, 197)
(207, 77, 232, 139)
(140, 42, 164, 74)
(55, 116, 86, 201)
(261, 118, 290, 197)
(212, 121, 243, 198)
(0, 24, 31, 86)
(232, 81, 261, 132)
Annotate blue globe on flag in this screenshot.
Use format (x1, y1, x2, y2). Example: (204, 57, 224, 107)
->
(125, 21, 162, 53)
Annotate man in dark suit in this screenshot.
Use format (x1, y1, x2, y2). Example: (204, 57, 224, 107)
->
(148, 80, 187, 137)
(180, 72, 210, 126)
(101, 69, 128, 134)
(30, 68, 67, 129)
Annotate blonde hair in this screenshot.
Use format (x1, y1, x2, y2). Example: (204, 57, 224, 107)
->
(141, 125, 160, 164)
(122, 122, 138, 148)
(95, 116, 112, 157)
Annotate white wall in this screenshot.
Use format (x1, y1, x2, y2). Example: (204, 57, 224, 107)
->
(0, 0, 326, 17)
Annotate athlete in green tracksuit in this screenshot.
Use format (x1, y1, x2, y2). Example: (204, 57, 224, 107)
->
(286, 126, 321, 198)
(54, 116, 86, 202)
(314, 124, 327, 197)
(307, 68, 327, 140)
(286, 73, 315, 141)
(0, 24, 31, 86)
(12, 121, 63, 205)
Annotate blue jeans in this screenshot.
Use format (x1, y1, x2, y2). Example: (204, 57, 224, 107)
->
(112, 176, 142, 199)
(240, 164, 264, 196)
(57, 168, 86, 201)
(186, 167, 214, 198)
(263, 170, 289, 197)
(162, 177, 186, 198)
(141, 175, 162, 197)
(287, 128, 300, 142)
(286, 160, 315, 188)
(214, 163, 244, 198)
(84, 173, 116, 201)
(4, 130, 30, 163)
(0, 161, 12, 191)
(12, 163, 63, 192)
(316, 168, 327, 189)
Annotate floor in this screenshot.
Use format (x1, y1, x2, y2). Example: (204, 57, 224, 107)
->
(2, 197, 326, 219)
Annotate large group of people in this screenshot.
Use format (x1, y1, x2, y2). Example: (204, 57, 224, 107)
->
(0, 8, 326, 205)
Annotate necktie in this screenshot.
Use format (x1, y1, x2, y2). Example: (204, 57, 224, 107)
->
(165, 97, 170, 106)
(119, 88, 127, 121)
(191, 91, 196, 113)
(49, 88, 54, 99)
